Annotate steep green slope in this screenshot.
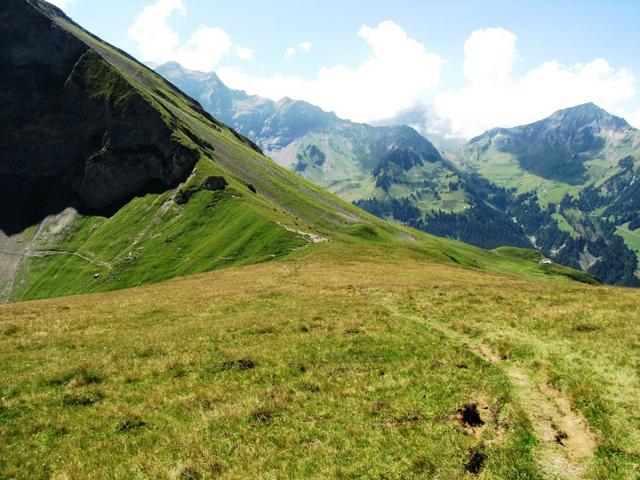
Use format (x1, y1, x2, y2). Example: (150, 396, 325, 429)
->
(1, 0, 590, 302)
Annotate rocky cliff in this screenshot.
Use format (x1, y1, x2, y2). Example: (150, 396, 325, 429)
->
(0, 0, 199, 233)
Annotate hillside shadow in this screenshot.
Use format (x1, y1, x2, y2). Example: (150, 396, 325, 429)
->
(0, 174, 175, 236)
(517, 152, 589, 185)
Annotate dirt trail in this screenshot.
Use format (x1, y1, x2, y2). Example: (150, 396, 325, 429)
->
(6, 250, 113, 269)
(469, 342, 596, 478)
(382, 298, 596, 479)
(0, 220, 48, 302)
(507, 367, 596, 479)
(276, 221, 328, 244)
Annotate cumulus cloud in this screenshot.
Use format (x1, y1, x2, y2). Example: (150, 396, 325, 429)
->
(128, 0, 234, 71)
(627, 110, 640, 128)
(221, 21, 442, 122)
(234, 45, 255, 61)
(433, 27, 636, 138)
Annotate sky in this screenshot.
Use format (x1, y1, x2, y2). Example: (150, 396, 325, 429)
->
(50, 0, 640, 139)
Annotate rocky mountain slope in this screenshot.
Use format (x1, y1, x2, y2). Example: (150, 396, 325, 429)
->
(0, 0, 368, 301)
(0, 5, 199, 232)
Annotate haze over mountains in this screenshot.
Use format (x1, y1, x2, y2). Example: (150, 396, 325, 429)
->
(157, 62, 640, 286)
(156, 62, 471, 206)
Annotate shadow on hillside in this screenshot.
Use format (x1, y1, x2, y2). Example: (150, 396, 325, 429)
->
(0, 174, 176, 236)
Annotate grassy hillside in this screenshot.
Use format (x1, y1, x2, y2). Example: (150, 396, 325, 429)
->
(1, 243, 637, 479)
(448, 104, 640, 286)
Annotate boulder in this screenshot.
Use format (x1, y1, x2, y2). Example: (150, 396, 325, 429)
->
(203, 176, 228, 191)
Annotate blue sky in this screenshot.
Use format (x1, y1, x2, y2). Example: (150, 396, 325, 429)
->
(53, 0, 640, 137)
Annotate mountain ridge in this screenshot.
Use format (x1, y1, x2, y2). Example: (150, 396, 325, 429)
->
(156, 61, 530, 249)
(0, 0, 364, 301)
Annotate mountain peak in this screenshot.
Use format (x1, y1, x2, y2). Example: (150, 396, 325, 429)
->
(549, 102, 631, 131)
(156, 61, 221, 82)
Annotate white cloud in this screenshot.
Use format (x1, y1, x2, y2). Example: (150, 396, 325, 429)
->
(284, 42, 312, 60)
(234, 45, 255, 61)
(128, 0, 184, 63)
(175, 26, 231, 71)
(433, 27, 636, 138)
(627, 109, 640, 129)
(128, 0, 233, 71)
(221, 21, 442, 122)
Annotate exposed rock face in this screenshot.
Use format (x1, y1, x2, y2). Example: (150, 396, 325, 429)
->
(175, 176, 228, 204)
(203, 176, 228, 191)
(0, 0, 199, 233)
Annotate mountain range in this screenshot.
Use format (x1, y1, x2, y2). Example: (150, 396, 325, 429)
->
(157, 63, 640, 286)
(454, 103, 640, 285)
(156, 62, 472, 208)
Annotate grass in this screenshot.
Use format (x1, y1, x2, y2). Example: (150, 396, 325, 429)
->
(469, 147, 585, 206)
(1, 244, 639, 479)
(616, 222, 640, 265)
(551, 213, 580, 239)
(74, 50, 136, 107)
